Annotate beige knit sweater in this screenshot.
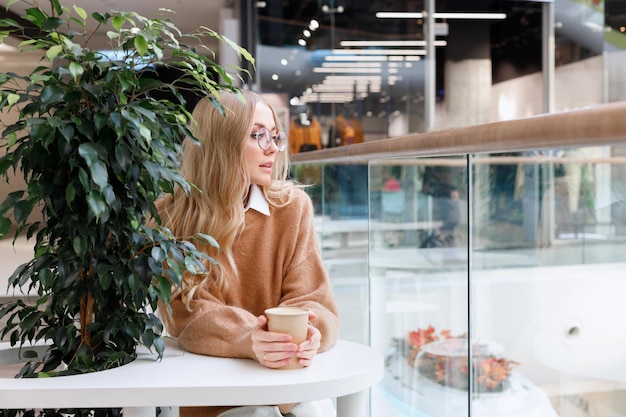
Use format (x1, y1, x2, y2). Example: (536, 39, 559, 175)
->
(166, 188, 341, 417)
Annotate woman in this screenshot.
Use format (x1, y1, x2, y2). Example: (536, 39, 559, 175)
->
(155, 90, 340, 417)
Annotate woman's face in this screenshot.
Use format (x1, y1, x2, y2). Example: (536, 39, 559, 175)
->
(245, 102, 279, 186)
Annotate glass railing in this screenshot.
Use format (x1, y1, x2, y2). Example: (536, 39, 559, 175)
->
(290, 101, 626, 417)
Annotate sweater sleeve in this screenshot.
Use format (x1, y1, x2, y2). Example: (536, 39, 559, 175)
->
(277, 190, 341, 352)
(166, 289, 259, 359)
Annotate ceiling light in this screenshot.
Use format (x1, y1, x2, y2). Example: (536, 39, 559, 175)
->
(280, 59, 288, 65)
(435, 12, 506, 19)
(309, 19, 320, 30)
(322, 62, 382, 68)
(311, 86, 376, 93)
(325, 55, 388, 61)
(376, 12, 423, 18)
(376, 11, 506, 20)
(298, 39, 307, 46)
(324, 75, 382, 81)
(303, 29, 311, 37)
(332, 49, 426, 55)
(341, 40, 427, 47)
(300, 95, 353, 103)
(313, 67, 382, 73)
(340, 40, 447, 47)
(322, 5, 344, 14)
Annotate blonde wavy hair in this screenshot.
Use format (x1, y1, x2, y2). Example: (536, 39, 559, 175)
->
(155, 90, 296, 314)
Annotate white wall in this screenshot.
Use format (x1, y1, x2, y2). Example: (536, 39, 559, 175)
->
(490, 55, 604, 122)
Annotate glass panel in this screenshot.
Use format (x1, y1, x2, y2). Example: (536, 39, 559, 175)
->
(293, 162, 371, 345)
(470, 145, 626, 416)
(369, 157, 469, 417)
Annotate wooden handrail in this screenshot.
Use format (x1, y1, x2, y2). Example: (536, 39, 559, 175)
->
(291, 101, 626, 164)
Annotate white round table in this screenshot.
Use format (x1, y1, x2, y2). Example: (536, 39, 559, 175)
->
(0, 339, 384, 417)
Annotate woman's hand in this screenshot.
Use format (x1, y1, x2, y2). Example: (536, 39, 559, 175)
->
(251, 311, 321, 368)
(295, 311, 321, 367)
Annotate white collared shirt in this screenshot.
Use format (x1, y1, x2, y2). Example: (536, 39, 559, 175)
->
(244, 184, 270, 216)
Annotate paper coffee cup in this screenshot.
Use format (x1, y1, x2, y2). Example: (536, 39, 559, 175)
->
(264, 306, 309, 369)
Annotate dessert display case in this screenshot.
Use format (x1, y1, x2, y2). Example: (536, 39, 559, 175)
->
(383, 329, 559, 417)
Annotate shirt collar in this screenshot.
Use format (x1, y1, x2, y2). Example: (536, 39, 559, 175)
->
(244, 184, 270, 216)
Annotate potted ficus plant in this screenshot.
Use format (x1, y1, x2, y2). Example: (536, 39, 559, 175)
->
(0, 0, 253, 410)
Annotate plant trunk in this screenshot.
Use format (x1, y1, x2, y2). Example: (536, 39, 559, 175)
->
(80, 290, 94, 346)
(79, 259, 95, 347)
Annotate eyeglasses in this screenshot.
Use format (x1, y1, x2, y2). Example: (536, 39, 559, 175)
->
(251, 128, 288, 152)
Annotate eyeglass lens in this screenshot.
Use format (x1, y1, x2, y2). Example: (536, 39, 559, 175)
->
(255, 128, 287, 151)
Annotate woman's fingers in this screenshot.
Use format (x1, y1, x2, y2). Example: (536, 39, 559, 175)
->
(253, 315, 324, 368)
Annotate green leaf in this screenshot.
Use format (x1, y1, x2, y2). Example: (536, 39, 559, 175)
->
(87, 190, 106, 219)
(13, 199, 34, 223)
(152, 336, 165, 356)
(38, 268, 52, 288)
(30, 122, 51, 142)
(114, 143, 131, 170)
(40, 85, 65, 105)
(184, 256, 200, 274)
(46, 44, 63, 62)
(20, 310, 43, 330)
(21, 349, 40, 359)
(195, 233, 220, 250)
(73, 235, 86, 257)
(139, 124, 151, 142)
(24, 8, 48, 28)
(1, 191, 25, 215)
(151, 246, 165, 262)
(41, 17, 64, 31)
(0, 18, 20, 28)
(78, 167, 89, 190)
(134, 35, 148, 55)
(112, 15, 124, 31)
(100, 272, 113, 290)
(6, 92, 20, 107)
(157, 276, 172, 299)
(92, 11, 108, 24)
(65, 182, 76, 206)
(128, 273, 139, 295)
(68, 61, 84, 81)
(78, 143, 101, 165)
(51, 0, 63, 15)
(89, 159, 109, 190)
(0, 155, 11, 176)
(0, 217, 11, 237)
(73, 5, 88, 21)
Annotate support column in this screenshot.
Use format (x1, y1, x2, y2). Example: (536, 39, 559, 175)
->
(439, 20, 492, 129)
